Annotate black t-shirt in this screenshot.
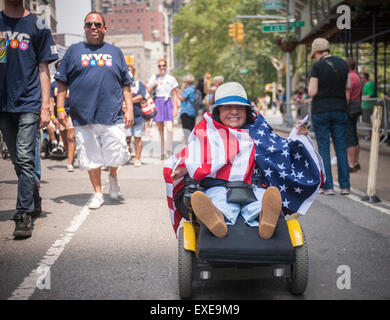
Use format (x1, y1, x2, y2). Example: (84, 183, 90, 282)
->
(309, 56, 348, 114)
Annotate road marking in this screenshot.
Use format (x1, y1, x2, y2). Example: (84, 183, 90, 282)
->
(7, 205, 91, 300)
(334, 184, 390, 216)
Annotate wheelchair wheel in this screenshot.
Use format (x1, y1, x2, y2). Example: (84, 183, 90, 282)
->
(287, 227, 308, 295)
(178, 226, 194, 299)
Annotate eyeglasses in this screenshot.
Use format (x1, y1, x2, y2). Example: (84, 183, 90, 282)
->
(158, 64, 167, 68)
(85, 21, 103, 29)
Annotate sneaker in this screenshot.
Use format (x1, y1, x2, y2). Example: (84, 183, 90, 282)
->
(134, 160, 142, 167)
(340, 189, 350, 195)
(67, 164, 74, 172)
(13, 213, 33, 238)
(87, 193, 104, 209)
(354, 163, 361, 170)
(191, 191, 228, 238)
(259, 187, 282, 239)
(319, 189, 335, 195)
(109, 176, 120, 200)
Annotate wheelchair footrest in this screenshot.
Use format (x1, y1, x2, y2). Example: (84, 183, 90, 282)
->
(197, 215, 295, 264)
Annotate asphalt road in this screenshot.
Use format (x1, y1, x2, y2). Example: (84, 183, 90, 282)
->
(1, 123, 390, 300)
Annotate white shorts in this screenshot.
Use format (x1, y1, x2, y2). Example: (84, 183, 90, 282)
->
(75, 124, 130, 171)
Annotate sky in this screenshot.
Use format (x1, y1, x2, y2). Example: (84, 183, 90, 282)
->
(56, 0, 91, 47)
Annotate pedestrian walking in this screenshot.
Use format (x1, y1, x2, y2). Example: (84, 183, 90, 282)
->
(195, 77, 206, 114)
(277, 89, 286, 122)
(0, 0, 58, 238)
(177, 73, 197, 142)
(360, 72, 376, 140)
(308, 37, 351, 195)
(204, 73, 224, 111)
(147, 58, 178, 160)
(345, 57, 362, 172)
(126, 65, 146, 167)
(55, 11, 134, 209)
(50, 60, 76, 172)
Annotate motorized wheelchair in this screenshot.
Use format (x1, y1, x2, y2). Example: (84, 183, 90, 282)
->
(175, 176, 309, 299)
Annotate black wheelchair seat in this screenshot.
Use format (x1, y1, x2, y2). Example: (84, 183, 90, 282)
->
(197, 215, 295, 264)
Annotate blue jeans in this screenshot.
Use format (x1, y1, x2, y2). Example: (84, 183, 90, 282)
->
(35, 130, 41, 180)
(311, 111, 350, 190)
(0, 112, 40, 216)
(205, 185, 267, 227)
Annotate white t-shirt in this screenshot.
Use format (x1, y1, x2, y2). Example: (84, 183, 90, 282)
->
(148, 74, 178, 98)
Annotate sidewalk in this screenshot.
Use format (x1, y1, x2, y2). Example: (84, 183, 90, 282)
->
(265, 110, 390, 203)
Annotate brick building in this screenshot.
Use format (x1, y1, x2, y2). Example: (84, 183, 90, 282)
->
(105, 1, 165, 42)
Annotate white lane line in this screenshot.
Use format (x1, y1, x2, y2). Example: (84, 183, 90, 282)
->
(7, 205, 91, 300)
(334, 184, 390, 216)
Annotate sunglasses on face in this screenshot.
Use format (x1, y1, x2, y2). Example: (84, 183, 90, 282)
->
(158, 64, 167, 68)
(85, 21, 103, 29)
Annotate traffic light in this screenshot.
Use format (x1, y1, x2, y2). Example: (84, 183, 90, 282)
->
(229, 23, 237, 39)
(236, 22, 244, 42)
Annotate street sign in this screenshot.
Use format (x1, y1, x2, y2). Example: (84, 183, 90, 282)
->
(240, 68, 249, 74)
(291, 20, 305, 27)
(263, 0, 284, 11)
(261, 21, 304, 33)
(261, 24, 294, 33)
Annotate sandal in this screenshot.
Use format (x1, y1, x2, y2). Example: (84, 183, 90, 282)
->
(259, 187, 282, 239)
(191, 191, 228, 238)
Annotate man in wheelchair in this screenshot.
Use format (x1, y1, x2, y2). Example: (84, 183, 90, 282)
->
(165, 82, 324, 239)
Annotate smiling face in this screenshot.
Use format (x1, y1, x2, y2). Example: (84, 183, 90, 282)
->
(218, 104, 247, 128)
(84, 13, 107, 45)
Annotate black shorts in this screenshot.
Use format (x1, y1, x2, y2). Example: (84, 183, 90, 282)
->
(362, 108, 372, 124)
(346, 114, 359, 147)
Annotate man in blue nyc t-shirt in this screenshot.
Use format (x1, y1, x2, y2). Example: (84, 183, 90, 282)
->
(55, 12, 134, 210)
(0, 0, 58, 239)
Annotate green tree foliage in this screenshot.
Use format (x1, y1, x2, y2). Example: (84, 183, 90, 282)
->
(173, 0, 287, 100)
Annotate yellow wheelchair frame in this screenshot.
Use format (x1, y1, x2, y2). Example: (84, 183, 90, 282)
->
(178, 216, 308, 299)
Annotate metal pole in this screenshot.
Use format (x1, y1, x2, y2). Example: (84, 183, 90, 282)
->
(305, 45, 308, 88)
(384, 43, 387, 96)
(284, 0, 294, 126)
(286, 52, 292, 125)
(373, 8, 378, 97)
(355, 43, 359, 71)
(349, 28, 353, 58)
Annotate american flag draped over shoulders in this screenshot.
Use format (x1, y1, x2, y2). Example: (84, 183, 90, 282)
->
(163, 112, 324, 235)
(247, 113, 325, 215)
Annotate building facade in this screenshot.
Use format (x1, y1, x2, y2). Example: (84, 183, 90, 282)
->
(24, 0, 57, 34)
(92, 0, 176, 83)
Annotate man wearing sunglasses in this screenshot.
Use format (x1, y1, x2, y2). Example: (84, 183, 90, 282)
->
(55, 11, 134, 210)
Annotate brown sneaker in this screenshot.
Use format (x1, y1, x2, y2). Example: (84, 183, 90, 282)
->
(259, 187, 282, 239)
(190, 191, 228, 238)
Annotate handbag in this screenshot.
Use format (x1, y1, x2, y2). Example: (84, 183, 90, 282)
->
(225, 181, 257, 206)
(347, 100, 362, 117)
(140, 89, 158, 120)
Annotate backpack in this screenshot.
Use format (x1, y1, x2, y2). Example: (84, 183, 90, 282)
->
(193, 89, 203, 113)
